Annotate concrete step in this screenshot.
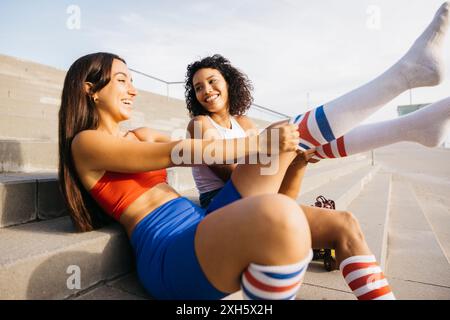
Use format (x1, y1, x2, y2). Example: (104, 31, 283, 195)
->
(0, 139, 57, 172)
(0, 54, 66, 84)
(72, 274, 151, 300)
(406, 174, 450, 265)
(0, 74, 63, 101)
(298, 164, 380, 210)
(0, 173, 65, 228)
(0, 88, 186, 119)
(385, 175, 450, 299)
(295, 166, 384, 299)
(0, 216, 133, 299)
(0, 115, 58, 141)
(301, 156, 371, 195)
(347, 171, 392, 270)
(0, 98, 60, 119)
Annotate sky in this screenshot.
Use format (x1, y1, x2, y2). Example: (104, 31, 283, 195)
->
(1, 0, 450, 126)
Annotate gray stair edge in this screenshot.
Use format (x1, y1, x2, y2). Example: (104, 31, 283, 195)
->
(298, 164, 381, 210)
(380, 173, 392, 271)
(347, 172, 392, 271)
(0, 216, 133, 299)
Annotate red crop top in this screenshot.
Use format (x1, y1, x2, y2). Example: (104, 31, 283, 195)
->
(89, 169, 168, 221)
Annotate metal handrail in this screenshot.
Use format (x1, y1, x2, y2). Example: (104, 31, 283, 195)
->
(129, 68, 184, 85)
(251, 103, 290, 119)
(129, 68, 289, 120)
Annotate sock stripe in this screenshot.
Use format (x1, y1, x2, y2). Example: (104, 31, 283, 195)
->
(330, 139, 341, 158)
(243, 270, 301, 292)
(242, 285, 298, 300)
(263, 265, 306, 279)
(315, 106, 336, 142)
(299, 143, 311, 150)
(298, 111, 322, 146)
(251, 268, 307, 287)
(314, 150, 325, 159)
(342, 262, 379, 278)
(241, 251, 312, 300)
(337, 136, 347, 157)
(357, 285, 393, 300)
(373, 292, 396, 300)
(353, 278, 389, 297)
(242, 273, 301, 300)
(345, 266, 382, 283)
(340, 255, 395, 300)
(322, 143, 335, 158)
(340, 255, 377, 269)
(293, 114, 303, 124)
(348, 272, 385, 291)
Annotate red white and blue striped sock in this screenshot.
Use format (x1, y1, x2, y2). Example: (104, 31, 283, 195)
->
(241, 250, 313, 300)
(310, 96, 450, 160)
(340, 255, 395, 300)
(290, 106, 337, 151)
(290, 3, 449, 152)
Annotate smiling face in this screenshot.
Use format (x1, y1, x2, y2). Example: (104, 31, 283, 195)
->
(89, 59, 137, 122)
(193, 68, 229, 114)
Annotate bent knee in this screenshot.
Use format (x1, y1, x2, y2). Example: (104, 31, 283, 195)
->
(252, 194, 311, 256)
(256, 194, 308, 230)
(339, 211, 364, 241)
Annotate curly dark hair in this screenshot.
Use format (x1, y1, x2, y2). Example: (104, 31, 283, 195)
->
(185, 54, 254, 118)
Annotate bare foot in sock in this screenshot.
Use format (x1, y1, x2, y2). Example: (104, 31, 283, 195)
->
(404, 97, 450, 147)
(398, 1, 450, 88)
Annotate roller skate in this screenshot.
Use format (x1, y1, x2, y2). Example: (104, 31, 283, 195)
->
(311, 196, 338, 272)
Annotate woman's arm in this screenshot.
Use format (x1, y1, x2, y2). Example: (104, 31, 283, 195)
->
(278, 149, 319, 199)
(130, 127, 172, 143)
(71, 124, 296, 173)
(186, 115, 258, 182)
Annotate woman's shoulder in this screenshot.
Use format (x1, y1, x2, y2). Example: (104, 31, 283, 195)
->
(188, 115, 210, 124)
(187, 115, 214, 135)
(72, 129, 103, 148)
(234, 115, 257, 132)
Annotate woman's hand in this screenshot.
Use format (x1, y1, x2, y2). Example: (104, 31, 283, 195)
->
(291, 148, 320, 166)
(259, 122, 300, 154)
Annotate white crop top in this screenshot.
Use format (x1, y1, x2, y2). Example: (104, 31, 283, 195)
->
(192, 116, 247, 194)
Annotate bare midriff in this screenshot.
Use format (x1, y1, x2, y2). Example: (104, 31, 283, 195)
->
(117, 182, 181, 238)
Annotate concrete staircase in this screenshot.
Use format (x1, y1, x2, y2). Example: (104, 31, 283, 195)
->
(1, 54, 449, 300)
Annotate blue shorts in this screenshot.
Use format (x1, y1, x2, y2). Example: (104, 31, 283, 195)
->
(130, 179, 242, 300)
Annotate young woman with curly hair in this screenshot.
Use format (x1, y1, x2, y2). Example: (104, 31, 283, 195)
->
(185, 2, 450, 300)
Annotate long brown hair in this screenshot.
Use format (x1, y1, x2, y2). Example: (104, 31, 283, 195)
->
(58, 52, 125, 232)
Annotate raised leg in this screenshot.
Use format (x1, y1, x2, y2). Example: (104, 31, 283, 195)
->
(291, 2, 449, 150)
(313, 96, 450, 159)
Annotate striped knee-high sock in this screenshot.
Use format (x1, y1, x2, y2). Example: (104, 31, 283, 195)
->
(290, 3, 448, 151)
(241, 250, 313, 300)
(311, 96, 450, 160)
(340, 255, 395, 300)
